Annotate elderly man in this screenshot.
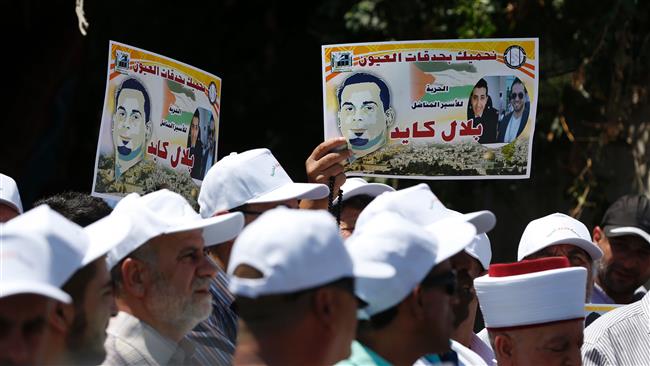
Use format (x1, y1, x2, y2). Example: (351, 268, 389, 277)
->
(0, 173, 23, 222)
(91, 189, 244, 365)
(1, 206, 89, 365)
(591, 194, 650, 304)
(475, 257, 587, 366)
(228, 208, 393, 366)
(518, 213, 603, 301)
(190, 148, 329, 365)
(337, 211, 476, 366)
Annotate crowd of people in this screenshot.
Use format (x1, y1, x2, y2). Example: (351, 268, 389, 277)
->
(1, 138, 650, 366)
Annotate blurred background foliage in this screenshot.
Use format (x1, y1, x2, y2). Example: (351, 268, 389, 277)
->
(3, 0, 649, 262)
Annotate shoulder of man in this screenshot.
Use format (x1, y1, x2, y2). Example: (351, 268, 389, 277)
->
(103, 332, 156, 366)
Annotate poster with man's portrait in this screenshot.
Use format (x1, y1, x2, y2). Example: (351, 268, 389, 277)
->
(322, 38, 539, 180)
(92, 41, 222, 206)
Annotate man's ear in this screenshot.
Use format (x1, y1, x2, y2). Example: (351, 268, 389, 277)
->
(494, 333, 515, 366)
(384, 107, 396, 128)
(145, 120, 153, 142)
(121, 258, 150, 298)
(592, 226, 603, 244)
(405, 285, 425, 320)
(49, 302, 75, 333)
(312, 288, 337, 331)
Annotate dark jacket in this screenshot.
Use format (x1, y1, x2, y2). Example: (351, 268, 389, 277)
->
(497, 105, 530, 143)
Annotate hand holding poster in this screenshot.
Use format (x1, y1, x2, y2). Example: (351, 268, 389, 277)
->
(322, 38, 538, 179)
(92, 41, 221, 206)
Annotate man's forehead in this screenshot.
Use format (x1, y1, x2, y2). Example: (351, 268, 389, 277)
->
(342, 82, 381, 99)
(609, 234, 650, 249)
(512, 83, 525, 92)
(152, 229, 205, 253)
(542, 244, 589, 256)
(118, 88, 145, 104)
(472, 87, 487, 96)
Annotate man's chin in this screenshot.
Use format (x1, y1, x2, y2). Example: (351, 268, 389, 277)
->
(117, 145, 132, 156)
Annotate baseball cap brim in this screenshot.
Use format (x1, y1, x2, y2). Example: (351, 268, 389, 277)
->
(605, 226, 650, 246)
(84, 212, 139, 267)
(462, 210, 496, 235)
(166, 212, 245, 247)
(246, 182, 329, 205)
(0, 199, 22, 214)
(335, 183, 395, 204)
(539, 237, 604, 261)
(1, 281, 72, 304)
(426, 218, 477, 264)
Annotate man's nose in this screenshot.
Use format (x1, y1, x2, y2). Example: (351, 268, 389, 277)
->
(198, 251, 219, 278)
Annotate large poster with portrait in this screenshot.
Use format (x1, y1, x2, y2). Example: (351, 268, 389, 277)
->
(322, 38, 538, 179)
(92, 41, 221, 206)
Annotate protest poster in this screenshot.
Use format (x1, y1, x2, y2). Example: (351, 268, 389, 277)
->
(322, 38, 538, 179)
(92, 41, 221, 207)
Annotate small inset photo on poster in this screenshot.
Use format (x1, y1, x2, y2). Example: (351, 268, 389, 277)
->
(467, 76, 530, 145)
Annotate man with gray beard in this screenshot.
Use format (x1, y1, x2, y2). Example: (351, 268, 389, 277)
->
(88, 190, 244, 365)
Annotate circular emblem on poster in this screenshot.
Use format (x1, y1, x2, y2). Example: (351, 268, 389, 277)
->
(208, 82, 218, 104)
(504, 45, 527, 69)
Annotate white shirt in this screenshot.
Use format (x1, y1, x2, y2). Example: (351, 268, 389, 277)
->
(414, 340, 487, 366)
(582, 293, 650, 365)
(103, 311, 196, 366)
(503, 113, 522, 143)
(470, 333, 496, 366)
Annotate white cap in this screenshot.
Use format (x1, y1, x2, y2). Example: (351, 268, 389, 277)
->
(356, 183, 496, 234)
(335, 178, 395, 204)
(475, 257, 587, 329)
(1, 205, 89, 303)
(228, 207, 394, 298)
(347, 212, 476, 317)
(88, 189, 245, 269)
(465, 233, 492, 270)
(517, 213, 603, 261)
(198, 149, 330, 217)
(0, 173, 23, 214)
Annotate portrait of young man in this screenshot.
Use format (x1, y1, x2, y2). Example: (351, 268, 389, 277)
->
(336, 72, 395, 161)
(111, 77, 153, 179)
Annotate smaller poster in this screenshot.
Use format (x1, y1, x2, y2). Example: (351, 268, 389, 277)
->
(92, 41, 222, 207)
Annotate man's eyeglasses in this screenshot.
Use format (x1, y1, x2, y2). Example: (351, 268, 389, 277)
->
(510, 92, 525, 100)
(420, 270, 457, 296)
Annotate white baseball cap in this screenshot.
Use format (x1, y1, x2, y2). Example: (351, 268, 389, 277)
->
(475, 257, 587, 329)
(517, 213, 603, 261)
(334, 178, 395, 204)
(356, 183, 496, 235)
(87, 189, 245, 269)
(227, 207, 394, 299)
(0, 173, 23, 214)
(464, 233, 492, 270)
(348, 212, 476, 317)
(1, 205, 89, 303)
(198, 149, 330, 217)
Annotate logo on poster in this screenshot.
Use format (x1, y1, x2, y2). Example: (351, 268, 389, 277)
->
(208, 82, 218, 104)
(331, 51, 353, 72)
(504, 45, 527, 69)
(115, 50, 131, 74)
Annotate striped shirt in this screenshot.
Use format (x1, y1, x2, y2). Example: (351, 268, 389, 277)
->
(582, 293, 650, 366)
(186, 269, 238, 366)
